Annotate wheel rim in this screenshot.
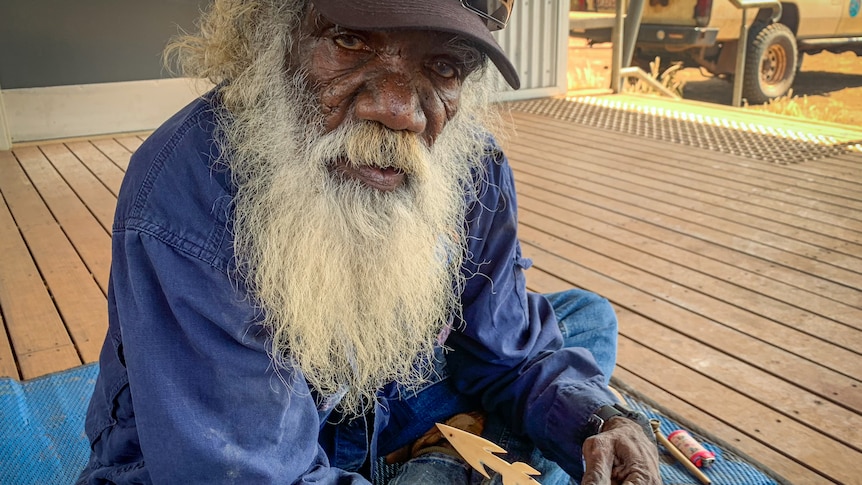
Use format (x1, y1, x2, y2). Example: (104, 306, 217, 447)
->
(760, 44, 788, 87)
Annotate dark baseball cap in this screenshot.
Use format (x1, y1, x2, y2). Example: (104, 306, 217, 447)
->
(309, 0, 520, 89)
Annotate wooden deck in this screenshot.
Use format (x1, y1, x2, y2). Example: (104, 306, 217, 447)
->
(1, 94, 860, 484)
(0, 134, 142, 379)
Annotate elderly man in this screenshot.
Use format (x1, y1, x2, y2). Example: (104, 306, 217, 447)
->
(78, 0, 659, 483)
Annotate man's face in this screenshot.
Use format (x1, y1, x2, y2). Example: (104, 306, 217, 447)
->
(294, 8, 481, 191)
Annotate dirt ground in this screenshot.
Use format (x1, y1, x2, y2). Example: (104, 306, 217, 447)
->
(567, 38, 862, 127)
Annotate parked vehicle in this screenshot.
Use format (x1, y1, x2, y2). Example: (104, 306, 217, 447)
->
(629, 0, 862, 103)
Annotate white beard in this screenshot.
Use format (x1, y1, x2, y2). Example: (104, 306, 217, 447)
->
(221, 67, 496, 415)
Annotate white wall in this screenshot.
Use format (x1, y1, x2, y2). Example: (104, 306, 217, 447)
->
(1, 79, 213, 144)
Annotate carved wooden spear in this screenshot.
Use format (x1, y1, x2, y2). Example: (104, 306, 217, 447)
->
(436, 423, 542, 485)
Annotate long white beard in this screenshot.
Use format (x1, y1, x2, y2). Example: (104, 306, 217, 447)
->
(222, 68, 495, 415)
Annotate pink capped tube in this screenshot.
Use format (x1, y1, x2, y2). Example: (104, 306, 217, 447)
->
(667, 429, 716, 468)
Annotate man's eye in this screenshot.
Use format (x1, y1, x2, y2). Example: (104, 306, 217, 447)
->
(430, 60, 458, 79)
(333, 34, 365, 51)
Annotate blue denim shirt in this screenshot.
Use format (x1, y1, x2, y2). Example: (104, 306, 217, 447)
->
(79, 91, 614, 484)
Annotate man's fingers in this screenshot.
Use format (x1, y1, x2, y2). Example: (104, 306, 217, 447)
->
(582, 417, 662, 485)
(581, 435, 614, 485)
(614, 465, 655, 485)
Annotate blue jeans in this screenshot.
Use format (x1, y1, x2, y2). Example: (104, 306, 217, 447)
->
(382, 289, 619, 485)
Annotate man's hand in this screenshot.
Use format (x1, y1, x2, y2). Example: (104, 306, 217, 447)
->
(581, 416, 661, 485)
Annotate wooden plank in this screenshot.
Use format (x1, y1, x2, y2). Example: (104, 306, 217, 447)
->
(39, 143, 117, 233)
(10, 131, 152, 149)
(524, 267, 861, 450)
(1, 150, 107, 366)
(760, 158, 858, 194)
(506, 126, 862, 254)
(511, 117, 862, 225)
(116, 135, 143, 153)
(510, 147, 862, 294)
(509, 111, 862, 207)
(616, 335, 860, 484)
(610, 367, 832, 485)
(506, 147, 862, 271)
(516, 177, 862, 319)
(830, 147, 862, 164)
(505, 149, 862, 289)
(522, 193, 859, 343)
(21, 223, 108, 364)
(91, 138, 132, 171)
(509, 113, 862, 216)
(518, 214, 860, 381)
(0, 306, 19, 379)
(65, 141, 125, 196)
(526, 267, 856, 483)
(519, 205, 862, 365)
(14, 147, 112, 293)
(616, 307, 862, 450)
(513, 165, 862, 311)
(512, 154, 862, 273)
(0, 154, 80, 379)
(518, 240, 862, 413)
(507, 106, 862, 483)
(512, 168, 862, 308)
(524, 267, 831, 484)
(515, 185, 862, 345)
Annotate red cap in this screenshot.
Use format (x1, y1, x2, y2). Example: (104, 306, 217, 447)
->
(309, 0, 520, 89)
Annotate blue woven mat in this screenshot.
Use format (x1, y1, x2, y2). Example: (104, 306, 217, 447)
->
(0, 363, 97, 485)
(619, 392, 781, 485)
(0, 364, 780, 484)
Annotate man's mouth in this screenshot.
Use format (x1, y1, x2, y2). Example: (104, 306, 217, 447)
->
(329, 157, 406, 192)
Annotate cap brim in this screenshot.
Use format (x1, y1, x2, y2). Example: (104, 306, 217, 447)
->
(310, 0, 520, 89)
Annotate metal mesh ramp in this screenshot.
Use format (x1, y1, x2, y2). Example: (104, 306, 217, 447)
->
(508, 96, 862, 165)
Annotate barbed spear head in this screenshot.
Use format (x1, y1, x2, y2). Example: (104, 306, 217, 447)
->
(436, 423, 542, 485)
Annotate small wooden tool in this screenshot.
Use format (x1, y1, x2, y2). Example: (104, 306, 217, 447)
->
(650, 419, 711, 485)
(437, 423, 542, 485)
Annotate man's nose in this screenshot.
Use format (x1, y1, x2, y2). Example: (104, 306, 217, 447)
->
(353, 71, 427, 134)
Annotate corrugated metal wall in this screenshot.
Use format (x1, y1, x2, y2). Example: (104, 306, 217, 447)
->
(492, 0, 569, 101)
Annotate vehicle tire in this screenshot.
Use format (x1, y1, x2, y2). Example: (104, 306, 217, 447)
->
(742, 22, 798, 104)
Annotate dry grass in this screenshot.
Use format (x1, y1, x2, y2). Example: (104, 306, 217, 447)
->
(623, 57, 686, 97)
(567, 64, 610, 91)
(743, 89, 848, 124)
(567, 56, 686, 96)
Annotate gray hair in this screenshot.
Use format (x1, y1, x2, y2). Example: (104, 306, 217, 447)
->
(164, 0, 309, 110)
